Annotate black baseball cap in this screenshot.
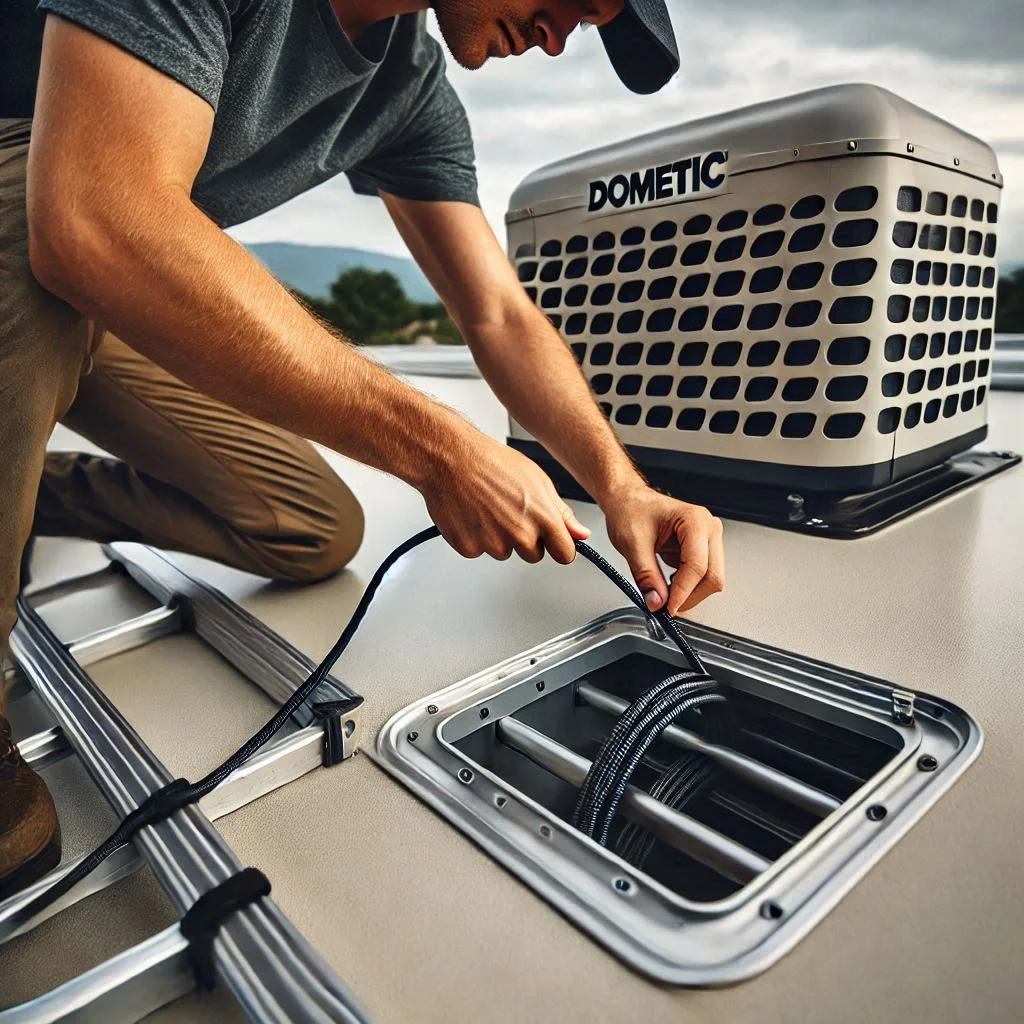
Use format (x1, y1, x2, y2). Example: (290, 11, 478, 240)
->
(598, 0, 680, 94)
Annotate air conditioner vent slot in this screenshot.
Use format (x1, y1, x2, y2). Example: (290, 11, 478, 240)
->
(377, 609, 982, 986)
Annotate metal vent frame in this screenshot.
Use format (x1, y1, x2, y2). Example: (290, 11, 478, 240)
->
(375, 609, 982, 986)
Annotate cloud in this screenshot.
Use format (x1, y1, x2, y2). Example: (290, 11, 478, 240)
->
(230, 2, 1023, 268)
(703, 0, 1022, 65)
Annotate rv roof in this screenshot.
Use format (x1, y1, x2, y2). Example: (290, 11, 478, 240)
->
(2, 361, 1022, 1022)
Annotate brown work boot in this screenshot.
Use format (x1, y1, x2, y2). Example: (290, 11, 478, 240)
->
(0, 713, 61, 900)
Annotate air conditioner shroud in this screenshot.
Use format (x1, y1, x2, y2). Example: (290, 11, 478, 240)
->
(505, 85, 1014, 529)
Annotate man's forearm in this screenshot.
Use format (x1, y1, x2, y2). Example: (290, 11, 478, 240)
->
(467, 302, 647, 504)
(31, 188, 462, 488)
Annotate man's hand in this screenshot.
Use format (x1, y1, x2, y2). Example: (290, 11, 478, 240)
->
(378, 195, 726, 612)
(419, 427, 590, 565)
(601, 486, 725, 616)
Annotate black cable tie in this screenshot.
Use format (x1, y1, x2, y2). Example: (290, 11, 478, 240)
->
(118, 778, 191, 837)
(179, 867, 272, 991)
(311, 696, 364, 767)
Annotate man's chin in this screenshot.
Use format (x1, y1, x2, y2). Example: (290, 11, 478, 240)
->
(433, 16, 491, 70)
(439, 40, 490, 71)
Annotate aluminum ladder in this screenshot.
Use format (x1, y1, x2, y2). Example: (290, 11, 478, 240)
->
(0, 542, 369, 1023)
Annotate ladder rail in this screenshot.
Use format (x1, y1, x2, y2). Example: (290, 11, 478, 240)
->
(103, 543, 356, 736)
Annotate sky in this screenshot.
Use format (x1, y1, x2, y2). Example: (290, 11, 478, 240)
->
(228, 0, 1024, 271)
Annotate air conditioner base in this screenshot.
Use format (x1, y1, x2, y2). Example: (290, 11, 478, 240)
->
(509, 439, 1020, 538)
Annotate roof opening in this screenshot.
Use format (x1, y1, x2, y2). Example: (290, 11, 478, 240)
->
(377, 609, 981, 985)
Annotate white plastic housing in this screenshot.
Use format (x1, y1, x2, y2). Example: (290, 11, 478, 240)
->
(505, 84, 1002, 491)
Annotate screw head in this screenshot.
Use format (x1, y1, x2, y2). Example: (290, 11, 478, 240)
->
(614, 877, 632, 893)
(479, 707, 490, 720)
(539, 824, 552, 838)
(918, 754, 939, 772)
(866, 804, 887, 821)
(426, 704, 439, 715)
(458, 767, 474, 784)
(407, 731, 418, 743)
(847, 140, 858, 151)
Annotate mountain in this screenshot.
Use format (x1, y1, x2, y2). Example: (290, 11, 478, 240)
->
(245, 242, 437, 303)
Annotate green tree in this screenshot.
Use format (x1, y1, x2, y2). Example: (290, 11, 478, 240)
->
(996, 269, 1024, 333)
(293, 267, 465, 345)
(327, 267, 416, 340)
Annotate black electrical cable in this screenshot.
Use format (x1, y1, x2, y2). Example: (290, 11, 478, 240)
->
(16, 524, 442, 924)
(570, 540, 738, 847)
(595, 691, 726, 845)
(572, 543, 708, 676)
(585, 683, 723, 842)
(572, 673, 727, 845)
(572, 671, 711, 835)
(17, 526, 711, 922)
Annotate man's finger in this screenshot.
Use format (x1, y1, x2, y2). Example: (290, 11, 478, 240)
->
(561, 502, 591, 541)
(680, 519, 725, 612)
(513, 537, 545, 563)
(666, 525, 709, 616)
(620, 528, 669, 611)
(542, 507, 578, 565)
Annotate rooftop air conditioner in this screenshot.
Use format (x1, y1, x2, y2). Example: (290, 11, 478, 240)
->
(505, 84, 1017, 536)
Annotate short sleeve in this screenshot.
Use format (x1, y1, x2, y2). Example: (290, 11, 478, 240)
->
(346, 70, 479, 207)
(37, 0, 234, 110)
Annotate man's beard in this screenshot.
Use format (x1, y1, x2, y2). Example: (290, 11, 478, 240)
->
(432, 0, 534, 70)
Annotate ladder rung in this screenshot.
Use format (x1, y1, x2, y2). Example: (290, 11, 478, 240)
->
(16, 725, 70, 770)
(23, 564, 121, 607)
(67, 605, 184, 669)
(0, 922, 191, 1024)
(199, 725, 324, 820)
(0, 844, 141, 943)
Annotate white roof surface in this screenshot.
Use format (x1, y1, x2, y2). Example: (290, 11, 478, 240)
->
(2, 367, 1022, 1022)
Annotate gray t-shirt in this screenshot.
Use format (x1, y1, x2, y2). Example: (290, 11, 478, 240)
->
(4, 0, 479, 226)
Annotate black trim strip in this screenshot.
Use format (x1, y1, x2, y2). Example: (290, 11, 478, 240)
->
(509, 435, 1020, 538)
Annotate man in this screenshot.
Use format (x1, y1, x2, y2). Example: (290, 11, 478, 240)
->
(0, 0, 725, 899)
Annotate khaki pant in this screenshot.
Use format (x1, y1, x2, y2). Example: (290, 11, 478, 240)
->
(0, 118, 365, 702)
